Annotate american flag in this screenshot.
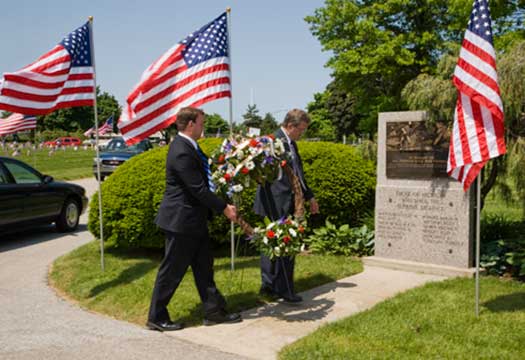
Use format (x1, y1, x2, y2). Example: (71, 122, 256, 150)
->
(0, 22, 95, 115)
(98, 115, 114, 135)
(84, 115, 113, 137)
(118, 13, 230, 144)
(447, 0, 506, 191)
(0, 113, 37, 136)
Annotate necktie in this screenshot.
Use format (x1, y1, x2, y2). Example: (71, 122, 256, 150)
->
(197, 146, 216, 192)
(289, 140, 306, 190)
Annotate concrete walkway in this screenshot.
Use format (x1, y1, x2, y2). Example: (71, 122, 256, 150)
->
(0, 178, 447, 360)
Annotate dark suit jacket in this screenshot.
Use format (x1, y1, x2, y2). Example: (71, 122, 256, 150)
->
(155, 135, 226, 233)
(254, 128, 314, 219)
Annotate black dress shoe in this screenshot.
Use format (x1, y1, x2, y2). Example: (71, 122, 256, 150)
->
(280, 293, 303, 304)
(203, 310, 242, 326)
(146, 320, 184, 332)
(259, 286, 279, 300)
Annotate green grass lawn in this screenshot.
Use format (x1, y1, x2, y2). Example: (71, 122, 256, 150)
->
(280, 276, 525, 359)
(49, 241, 363, 327)
(483, 193, 524, 222)
(2, 147, 95, 180)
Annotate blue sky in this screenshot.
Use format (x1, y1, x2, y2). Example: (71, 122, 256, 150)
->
(0, 0, 332, 123)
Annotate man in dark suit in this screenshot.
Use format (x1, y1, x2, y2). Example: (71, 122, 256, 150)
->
(254, 109, 320, 303)
(147, 107, 241, 331)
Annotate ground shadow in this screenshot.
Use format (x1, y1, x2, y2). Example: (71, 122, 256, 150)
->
(0, 224, 88, 253)
(89, 260, 157, 297)
(178, 274, 357, 327)
(483, 292, 525, 313)
(241, 296, 336, 323)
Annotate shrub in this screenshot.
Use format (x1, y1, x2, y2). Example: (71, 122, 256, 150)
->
(480, 214, 525, 279)
(299, 142, 376, 226)
(88, 145, 168, 248)
(306, 220, 374, 256)
(89, 140, 376, 249)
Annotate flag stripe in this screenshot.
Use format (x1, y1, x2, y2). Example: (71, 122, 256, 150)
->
(453, 70, 503, 115)
(461, 38, 496, 69)
(124, 90, 231, 145)
(130, 57, 228, 111)
(134, 65, 230, 115)
(456, 95, 473, 165)
(456, 58, 499, 93)
(1, 86, 94, 102)
(126, 45, 185, 104)
(121, 82, 231, 135)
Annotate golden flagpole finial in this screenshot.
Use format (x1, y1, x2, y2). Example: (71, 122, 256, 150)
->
(88, 16, 94, 22)
(226, 7, 231, 13)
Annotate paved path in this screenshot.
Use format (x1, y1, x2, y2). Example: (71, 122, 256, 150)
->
(0, 178, 447, 360)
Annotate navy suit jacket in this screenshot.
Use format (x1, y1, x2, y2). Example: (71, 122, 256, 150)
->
(155, 135, 226, 233)
(253, 128, 314, 219)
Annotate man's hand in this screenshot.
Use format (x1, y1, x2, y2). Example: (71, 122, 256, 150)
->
(223, 204, 237, 222)
(309, 198, 320, 214)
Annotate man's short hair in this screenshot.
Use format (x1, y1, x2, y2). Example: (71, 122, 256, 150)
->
(176, 107, 205, 131)
(282, 109, 310, 127)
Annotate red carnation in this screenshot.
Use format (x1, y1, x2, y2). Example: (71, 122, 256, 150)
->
(266, 230, 275, 238)
(250, 139, 258, 147)
(268, 134, 275, 140)
(283, 235, 291, 244)
(218, 154, 226, 164)
(241, 167, 249, 174)
(224, 173, 232, 182)
(280, 160, 287, 167)
(298, 226, 305, 233)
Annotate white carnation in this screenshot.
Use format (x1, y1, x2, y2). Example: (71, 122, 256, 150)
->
(232, 184, 244, 193)
(263, 237, 268, 245)
(246, 161, 255, 170)
(289, 228, 297, 237)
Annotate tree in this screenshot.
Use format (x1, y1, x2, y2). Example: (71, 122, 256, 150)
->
(305, 91, 336, 141)
(242, 104, 263, 128)
(306, 0, 524, 134)
(205, 113, 229, 136)
(40, 87, 120, 133)
(260, 113, 278, 135)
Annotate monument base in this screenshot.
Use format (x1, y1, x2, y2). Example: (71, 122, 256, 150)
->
(363, 256, 480, 278)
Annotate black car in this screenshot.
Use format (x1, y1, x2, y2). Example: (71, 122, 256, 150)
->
(93, 136, 152, 180)
(0, 157, 88, 233)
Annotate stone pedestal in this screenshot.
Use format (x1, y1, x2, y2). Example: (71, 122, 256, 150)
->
(369, 111, 476, 277)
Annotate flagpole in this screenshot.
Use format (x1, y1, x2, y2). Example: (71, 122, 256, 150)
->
(226, 7, 235, 272)
(475, 173, 481, 316)
(88, 16, 105, 272)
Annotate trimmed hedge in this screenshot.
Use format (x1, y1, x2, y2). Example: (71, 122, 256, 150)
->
(88, 140, 376, 249)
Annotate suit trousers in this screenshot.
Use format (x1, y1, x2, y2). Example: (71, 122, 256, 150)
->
(148, 230, 225, 322)
(261, 254, 295, 297)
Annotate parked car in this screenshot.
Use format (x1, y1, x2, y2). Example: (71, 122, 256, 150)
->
(0, 157, 88, 233)
(44, 136, 82, 147)
(93, 136, 152, 180)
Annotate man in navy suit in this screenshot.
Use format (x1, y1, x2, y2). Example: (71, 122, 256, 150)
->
(147, 107, 241, 331)
(254, 109, 320, 303)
